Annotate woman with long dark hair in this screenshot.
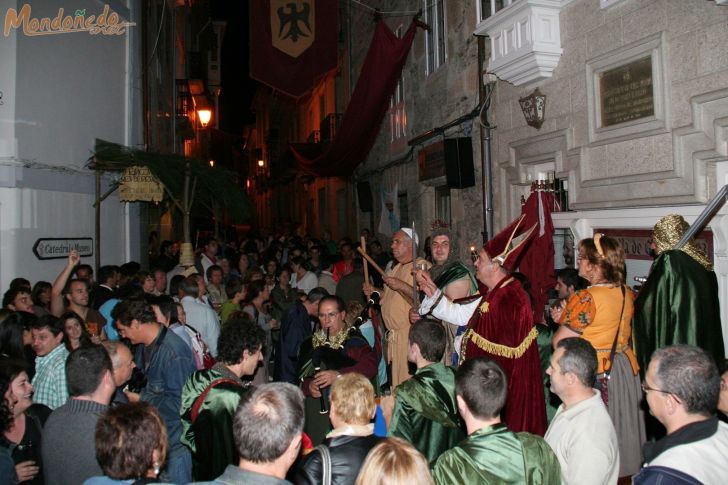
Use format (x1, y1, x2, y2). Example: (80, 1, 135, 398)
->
(0, 359, 50, 484)
(60, 312, 94, 351)
(0, 313, 37, 380)
(30, 283, 51, 317)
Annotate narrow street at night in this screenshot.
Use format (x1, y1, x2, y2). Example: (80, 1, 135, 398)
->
(1, 1, 728, 484)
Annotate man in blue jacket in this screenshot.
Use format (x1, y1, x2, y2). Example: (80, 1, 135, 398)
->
(112, 298, 197, 484)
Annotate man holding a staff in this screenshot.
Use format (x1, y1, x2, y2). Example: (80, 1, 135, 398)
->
(362, 228, 429, 389)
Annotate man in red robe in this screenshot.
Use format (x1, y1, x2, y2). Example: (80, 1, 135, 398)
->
(417, 217, 547, 436)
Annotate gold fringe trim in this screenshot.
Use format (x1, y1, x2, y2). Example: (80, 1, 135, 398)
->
(462, 326, 538, 359)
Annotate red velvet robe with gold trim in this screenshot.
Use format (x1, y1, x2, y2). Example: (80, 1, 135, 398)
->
(461, 277, 547, 436)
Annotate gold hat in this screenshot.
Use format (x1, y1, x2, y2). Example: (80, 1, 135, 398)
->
(653, 214, 712, 270)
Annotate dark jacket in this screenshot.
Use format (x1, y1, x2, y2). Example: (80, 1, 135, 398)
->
(275, 301, 312, 384)
(632, 466, 703, 485)
(293, 434, 382, 485)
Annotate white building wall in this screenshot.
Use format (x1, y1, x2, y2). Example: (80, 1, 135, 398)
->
(0, 0, 142, 287)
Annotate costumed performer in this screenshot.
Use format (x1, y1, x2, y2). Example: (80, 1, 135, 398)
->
(633, 214, 724, 376)
(416, 217, 547, 436)
(553, 234, 645, 476)
(298, 295, 377, 446)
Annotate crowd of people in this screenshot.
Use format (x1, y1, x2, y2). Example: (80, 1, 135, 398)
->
(0, 215, 727, 485)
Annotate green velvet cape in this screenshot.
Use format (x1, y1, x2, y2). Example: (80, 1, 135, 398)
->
(433, 261, 477, 293)
(180, 366, 251, 481)
(388, 363, 465, 464)
(431, 424, 561, 485)
(634, 250, 724, 377)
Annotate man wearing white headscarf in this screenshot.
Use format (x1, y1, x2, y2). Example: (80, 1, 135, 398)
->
(364, 227, 429, 388)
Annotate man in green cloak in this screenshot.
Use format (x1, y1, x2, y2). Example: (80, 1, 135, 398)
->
(381, 318, 465, 464)
(634, 214, 724, 377)
(432, 356, 560, 485)
(180, 317, 265, 480)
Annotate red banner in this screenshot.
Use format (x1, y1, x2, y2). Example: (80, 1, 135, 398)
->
(249, 0, 338, 98)
(291, 19, 425, 176)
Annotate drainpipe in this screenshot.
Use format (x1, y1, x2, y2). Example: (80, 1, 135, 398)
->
(477, 36, 494, 244)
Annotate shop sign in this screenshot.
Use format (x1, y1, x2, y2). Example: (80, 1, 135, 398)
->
(596, 228, 713, 263)
(418, 140, 446, 181)
(4, 4, 135, 37)
(33, 238, 93, 260)
(119, 166, 164, 203)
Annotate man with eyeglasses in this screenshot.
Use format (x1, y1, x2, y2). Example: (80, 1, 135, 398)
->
(633, 345, 728, 485)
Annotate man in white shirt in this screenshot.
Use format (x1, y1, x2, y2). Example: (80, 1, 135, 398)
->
(179, 276, 220, 357)
(545, 337, 619, 485)
(290, 256, 318, 294)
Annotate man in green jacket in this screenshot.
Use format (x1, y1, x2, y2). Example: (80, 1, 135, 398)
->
(382, 318, 465, 464)
(180, 316, 265, 481)
(432, 357, 560, 485)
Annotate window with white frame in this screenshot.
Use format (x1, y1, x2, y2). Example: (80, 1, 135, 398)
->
(390, 26, 407, 143)
(477, 0, 516, 22)
(424, 0, 446, 75)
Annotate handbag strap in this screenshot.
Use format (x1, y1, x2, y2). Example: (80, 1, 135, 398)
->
(315, 444, 332, 485)
(603, 285, 626, 378)
(190, 377, 243, 424)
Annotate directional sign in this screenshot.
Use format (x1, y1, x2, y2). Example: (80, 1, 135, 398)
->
(32, 238, 93, 260)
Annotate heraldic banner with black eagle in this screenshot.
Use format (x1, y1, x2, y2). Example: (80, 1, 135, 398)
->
(250, 0, 338, 98)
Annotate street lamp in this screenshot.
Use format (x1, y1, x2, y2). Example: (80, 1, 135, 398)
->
(197, 108, 212, 128)
(518, 88, 547, 129)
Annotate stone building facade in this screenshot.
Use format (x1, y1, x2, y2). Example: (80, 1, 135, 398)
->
(351, 0, 728, 341)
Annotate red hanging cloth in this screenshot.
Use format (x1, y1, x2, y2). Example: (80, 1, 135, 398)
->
(291, 18, 426, 176)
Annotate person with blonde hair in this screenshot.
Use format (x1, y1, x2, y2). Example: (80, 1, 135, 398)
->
(295, 373, 381, 485)
(354, 437, 433, 485)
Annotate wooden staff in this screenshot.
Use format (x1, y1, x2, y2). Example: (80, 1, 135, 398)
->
(356, 246, 386, 276)
(360, 236, 369, 284)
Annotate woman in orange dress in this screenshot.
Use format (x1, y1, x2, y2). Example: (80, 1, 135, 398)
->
(553, 234, 645, 477)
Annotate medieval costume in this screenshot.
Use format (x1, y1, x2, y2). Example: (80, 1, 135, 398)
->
(431, 423, 561, 485)
(180, 363, 252, 481)
(560, 256, 645, 476)
(420, 217, 547, 436)
(634, 214, 724, 375)
(430, 253, 478, 365)
(388, 362, 465, 464)
(298, 326, 377, 446)
(380, 256, 430, 388)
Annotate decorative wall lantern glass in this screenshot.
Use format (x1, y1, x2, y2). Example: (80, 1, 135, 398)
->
(518, 88, 547, 129)
(197, 109, 212, 128)
(257, 159, 265, 167)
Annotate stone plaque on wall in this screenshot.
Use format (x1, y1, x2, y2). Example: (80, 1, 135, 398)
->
(418, 140, 446, 181)
(599, 56, 654, 127)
